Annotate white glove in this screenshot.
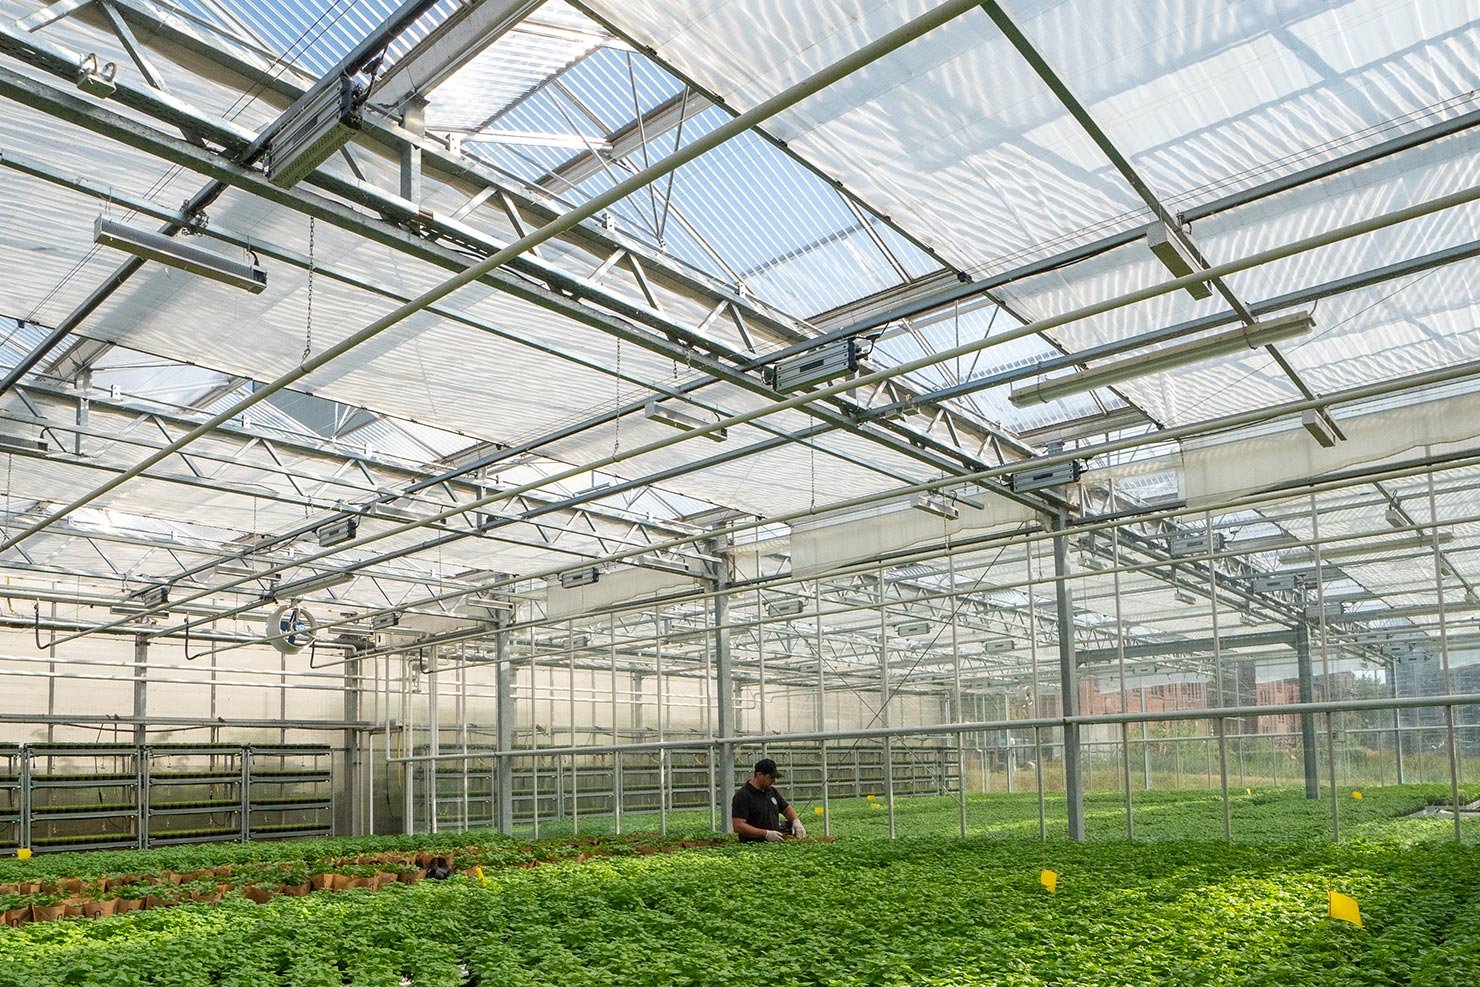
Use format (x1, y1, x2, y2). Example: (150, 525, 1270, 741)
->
(790, 820, 807, 840)
(764, 830, 785, 842)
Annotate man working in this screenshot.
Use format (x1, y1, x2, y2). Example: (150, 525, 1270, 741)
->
(731, 757, 807, 842)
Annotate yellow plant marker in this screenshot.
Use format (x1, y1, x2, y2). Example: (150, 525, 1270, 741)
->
(813, 806, 824, 815)
(1245, 788, 1252, 796)
(16, 848, 30, 861)
(1352, 791, 1363, 800)
(474, 866, 486, 886)
(1040, 869, 1057, 893)
(1328, 891, 1362, 928)
(866, 795, 876, 802)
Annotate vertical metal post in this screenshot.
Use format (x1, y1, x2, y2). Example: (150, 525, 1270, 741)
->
(1426, 464, 1463, 840)
(655, 627, 664, 836)
(879, 568, 896, 838)
(495, 631, 514, 834)
(427, 647, 439, 833)
(609, 614, 621, 836)
(240, 747, 252, 842)
(949, 551, 966, 839)
(702, 606, 715, 832)
(814, 580, 829, 835)
(530, 628, 540, 840)
(1207, 513, 1231, 841)
(1390, 663, 1405, 785)
(1053, 509, 1085, 841)
(1025, 537, 1045, 838)
(712, 545, 735, 818)
(1108, 486, 1132, 835)
(569, 634, 579, 835)
(1295, 624, 1320, 798)
(343, 655, 362, 836)
(18, 749, 31, 853)
(1311, 495, 1339, 839)
(1140, 689, 1151, 790)
(132, 634, 148, 747)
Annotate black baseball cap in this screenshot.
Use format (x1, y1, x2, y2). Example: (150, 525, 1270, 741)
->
(754, 758, 782, 778)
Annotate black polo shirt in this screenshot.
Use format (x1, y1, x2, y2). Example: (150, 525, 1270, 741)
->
(731, 780, 788, 841)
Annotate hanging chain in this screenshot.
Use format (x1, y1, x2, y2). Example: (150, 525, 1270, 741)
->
(302, 218, 316, 363)
(809, 440, 817, 513)
(613, 337, 622, 456)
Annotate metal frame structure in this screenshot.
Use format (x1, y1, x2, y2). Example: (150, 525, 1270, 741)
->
(0, 0, 1477, 846)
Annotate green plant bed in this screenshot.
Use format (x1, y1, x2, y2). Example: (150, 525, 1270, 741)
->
(0, 838, 1477, 985)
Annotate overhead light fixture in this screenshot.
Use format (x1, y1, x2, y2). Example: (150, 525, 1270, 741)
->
(125, 583, 170, 609)
(559, 567, 600, 589)
(266, 74, 367, 188)
(1145, 222, 1213, 300)
(1247, 572, 1304, 594)
(1009, 311, 1315, 408)
(766, 599, 805, 617)
(644, 398, 727, 442)
(537, 633, 590, 649)
(0, 434, 49, 458)
(315, 516, 359, 547)
(272, 570, 353, 599)
(1005, 460, 1084, 493)
(1167, 529, 1225, 558)
(910, 492, 959, 520)
(768, 339, 860, 393)
(1304, 601, 1343, 622)
(370, 611, 401, 630)
(1173, 588, 1197, 605)
(94, 217, 267, 294)
(982, 637, 1014, 654)
(894, 620, 931, 638)
(1385, 505, 1406, 529)
(465, 595, 514, 621)
(1302, 409, 1338, 448)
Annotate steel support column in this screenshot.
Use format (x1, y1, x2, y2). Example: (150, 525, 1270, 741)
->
(1053, 510, 1084, 840)
(343, 655, 362, 836)
(495, 631, 514, 833)
(712, 545, 735, 798)
(1295, 623, 1320, 798)
(426, 647, 440, 832)
(132, 633, 148, 747)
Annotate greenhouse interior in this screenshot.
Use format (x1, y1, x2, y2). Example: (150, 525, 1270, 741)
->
(0, 0, 1478, 982)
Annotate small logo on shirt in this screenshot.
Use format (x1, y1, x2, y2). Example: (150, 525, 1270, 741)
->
(770, 796, 777, 806)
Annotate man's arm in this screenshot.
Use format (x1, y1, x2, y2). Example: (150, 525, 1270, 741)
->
(732, 817, 778, 840)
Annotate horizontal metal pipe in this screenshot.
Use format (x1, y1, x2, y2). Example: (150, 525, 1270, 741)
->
(387, 691, 1480, 762)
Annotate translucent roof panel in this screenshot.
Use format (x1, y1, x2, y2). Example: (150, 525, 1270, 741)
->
(1023, 0, 1480, 212)
(455, 33, 945, 317)
(170, 0, 461, 78)
(585, 0, 1151, 278)
(422, 2, 609, 134)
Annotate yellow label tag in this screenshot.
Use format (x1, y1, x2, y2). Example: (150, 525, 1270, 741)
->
(813, 806, 824, 815)
(866, 795, 876, 802)
(1351, 791, 1363, 800)
(1328, 890, 1362, 927)
(474, 866, 486, 885)
(1040, 869, 1057, 893)
(16, 848, 31, 861)
(1245, 788, 1252, 796)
